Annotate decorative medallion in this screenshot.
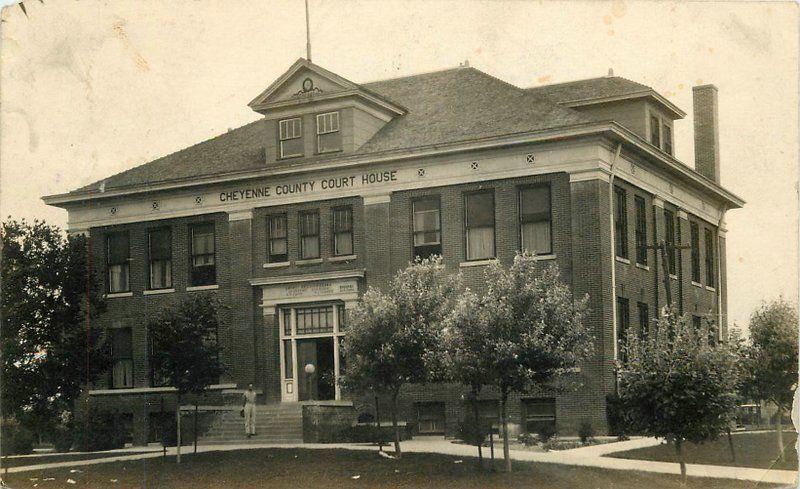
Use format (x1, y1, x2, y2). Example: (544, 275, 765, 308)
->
(525, 153, 535, 164)
(109, 206, 117, 215)
(195, 196, 203, 205)
(417, 168, 426, 177)
(470, 161, 479, 171)
(151, 201, 160, 211)
(294, 77, 324, 97)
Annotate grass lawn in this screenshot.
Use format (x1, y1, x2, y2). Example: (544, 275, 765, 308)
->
(609, 431, 798, 471)
(1, 448, 781, 488)
(1, 452, 153, 469)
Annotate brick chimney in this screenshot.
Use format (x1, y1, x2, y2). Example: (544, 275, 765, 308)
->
(693, 85, 721, 183)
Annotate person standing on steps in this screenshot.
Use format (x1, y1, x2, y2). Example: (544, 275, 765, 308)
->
(243, 384, 257, 438)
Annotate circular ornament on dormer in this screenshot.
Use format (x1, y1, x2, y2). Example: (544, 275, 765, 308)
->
(302, 77, 314, 92)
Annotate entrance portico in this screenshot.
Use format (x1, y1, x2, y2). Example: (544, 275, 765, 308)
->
(251, 270, 363, 402)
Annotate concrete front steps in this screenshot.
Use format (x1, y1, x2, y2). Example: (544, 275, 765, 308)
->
(198, 403, 304, 445)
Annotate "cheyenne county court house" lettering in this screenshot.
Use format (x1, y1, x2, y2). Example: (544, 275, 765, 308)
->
(218, 170, 397, 202)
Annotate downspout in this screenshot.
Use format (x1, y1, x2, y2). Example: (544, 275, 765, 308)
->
(608, 143, 623, 370)
(716, 205, 728, 341)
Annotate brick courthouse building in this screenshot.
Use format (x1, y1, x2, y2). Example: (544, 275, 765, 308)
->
(44, 59, 743, 444)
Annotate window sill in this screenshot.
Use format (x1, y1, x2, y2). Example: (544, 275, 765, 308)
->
(186, 284, 219, 292)
(691, 281, 703, 288)
(263, 261, 291, 269)
(669, 274, 678, 280)
(459, 259, 497, 268)
(296, 258, 323, 266)
(143, 288, 175, 296)
(615, 256, 630, 265)
(705, 286, 716, 292)
(328, 254, 357, 263)
(532, 254, 557, 261)
(105, 292, 133, 299)
(635, 263, 649, 271)
(278, 154, 303, 160)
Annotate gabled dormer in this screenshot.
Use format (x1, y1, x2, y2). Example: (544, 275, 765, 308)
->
(249, 58, 406, 163)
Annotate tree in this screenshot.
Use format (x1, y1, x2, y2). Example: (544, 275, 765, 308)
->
(148, 295, 226, 463)
(340, 256, 461, 458)
(477, 253, 591, 472)
(442, 288, 493, 469)
(741, 299, 798, 461)
(1, 219, 106, 436)
(618, 309, 739, 480)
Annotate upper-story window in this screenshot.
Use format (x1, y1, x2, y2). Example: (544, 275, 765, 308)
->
(663, 124, 673, 155)
(148, 228, 172, 290)
(690, 222, 701, 282)
(614, 187, 628, 259)
(412, 197, 442, 260)
(316, 112, 341, 154)
(332, 206, 353, 256)
(705, 228, 715, 287)
(106, 232, 130, 293)
(279, 117, 304, 158)
(519, 185, 552, 255)
(190, 222, 216, 286)
(634, 196, 647, 265)
(268, 214, 288, 263)
(650, 115, 661, 148)
(664, 209, 677, 276)
(299, 211, 320, 259)
(464, 191, 495, 261)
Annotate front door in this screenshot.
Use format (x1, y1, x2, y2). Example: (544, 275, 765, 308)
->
(297, 337, 335, 401)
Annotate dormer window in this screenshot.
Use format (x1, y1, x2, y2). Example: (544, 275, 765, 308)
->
(650, 115, 661, 148)
(279, 118, 303, 158)
(316, 112, 341, 153)
(663, 124, 673, 155)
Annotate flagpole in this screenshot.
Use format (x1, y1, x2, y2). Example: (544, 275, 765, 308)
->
(305, 0, 312, 61)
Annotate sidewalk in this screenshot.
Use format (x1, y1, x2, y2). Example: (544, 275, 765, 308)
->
(3, 437, 797, 486)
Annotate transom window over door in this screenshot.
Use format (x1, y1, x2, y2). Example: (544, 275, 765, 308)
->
(106, 232, 130, 293)
(279, 117, 303, 158)
(464, 191, 495, 261)
(148, 228, 172, 290)
(299, 211, 320, 259)
(519, 185, 552, 255)
(332, 206, 353, 256)
(412, 197, 441, 260)
(316, 112, 341, 153)
(190, 223, 216, 286)
(268, 214, 288, 263)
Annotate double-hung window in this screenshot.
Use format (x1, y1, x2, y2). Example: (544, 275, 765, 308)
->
(617, 297, 630, 362)
(106, 232, 130, 293)
(650, 115, 661, 148)
(190, 223, 216, 286)
(663, 124, 673, 154)
(705, 228, 715, 287)
(634, 196, 647, 265)
(519, 186, 552, 255)
(464, 191, 495, 261)
(664, 209, 676, 276)
(637, 302, 649, 337)
(268, 214, 288, 263)
(279, 117, 303, 158)
(332, 206, 353, 256)
(316, 112, 341, 153)
(614, 187, 628, 259)
(111, 327, 133, 389)
(299, 211, 320, 259)
(147, 228, 172, 290)
(690, 222, 701, 282)
(412, 197, 442, 260)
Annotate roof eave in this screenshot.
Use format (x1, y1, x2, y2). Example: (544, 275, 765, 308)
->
(563, 90, 687, 119)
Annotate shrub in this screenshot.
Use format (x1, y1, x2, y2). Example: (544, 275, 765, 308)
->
(356, 412, 374, 424)
(537, 423, 557, 443)
(73, 411, 127, 452)
(458, 418, 488, 447)
(52, 425, 74, 452)
(605, 393, 629, 440)
(1, 419, 35, 455)
(578, 420, 595, 445)
(517, 432, 536, 446)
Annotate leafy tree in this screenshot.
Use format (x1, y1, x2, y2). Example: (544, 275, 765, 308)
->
(741, 299, 798, 460)
(1, 219, 106, 436)
(341, 256, 461, 458)
(618, 309, 739, 480)
(442, 288, 493, 468)
(148, 295, 226, 463)
(476, 253, 591, 472)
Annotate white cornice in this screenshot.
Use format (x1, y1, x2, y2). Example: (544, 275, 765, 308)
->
(249, 269, 365, 287)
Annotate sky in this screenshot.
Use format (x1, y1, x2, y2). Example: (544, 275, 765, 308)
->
(1, 0, 797, 332)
